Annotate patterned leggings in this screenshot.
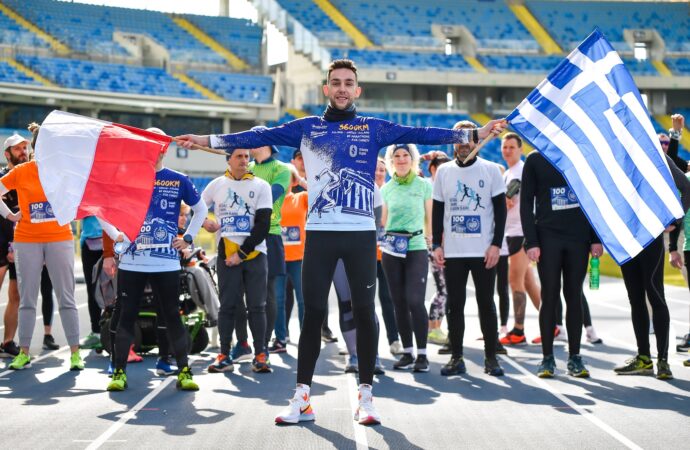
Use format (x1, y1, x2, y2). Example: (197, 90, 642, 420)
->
(428, 250, 447, 321)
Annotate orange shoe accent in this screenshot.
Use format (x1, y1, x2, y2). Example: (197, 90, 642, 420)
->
(500, 332, 527, 345)
(531, 327, 559, 344)
(127, 345, 142, 363)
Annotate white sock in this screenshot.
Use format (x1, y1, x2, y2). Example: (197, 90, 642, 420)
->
(417, 348, 427, 355)
(296, 383, 310, 395)
(359, 383, 372, 392)
(403, 347, 414, 354)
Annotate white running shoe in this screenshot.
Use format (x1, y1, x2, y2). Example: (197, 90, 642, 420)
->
(554, 325, 569, 342)
(389, 340, 403, 356)
(275, 385, 315, 424)
(585, 326, 603, 344)
(499, 325, 509, 336)
(354, 385, 381, 425)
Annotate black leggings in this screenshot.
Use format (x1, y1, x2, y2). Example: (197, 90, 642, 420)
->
(377, 260, 399, 345)
(81, 242, 104, 333)
(41, 266, 53, 327)
(382, 250, 428, 351)
(109, 288, 170, 358)
(113, 270, 189, 371)
(444, 258, 497, 359)
(621, 235, 670, 359)
(555, 293, 593, 327)
(298, 231, 378, 386)
(496, 255, 509, 327)
(537, 236, 588, 357)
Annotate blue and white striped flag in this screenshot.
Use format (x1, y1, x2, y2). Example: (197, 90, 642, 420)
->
(507, 29, 684, 265)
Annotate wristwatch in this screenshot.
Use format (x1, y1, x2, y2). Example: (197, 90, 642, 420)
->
(182, 234, 194, 248)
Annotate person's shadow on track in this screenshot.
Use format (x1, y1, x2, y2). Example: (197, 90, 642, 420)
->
(370, 425, 425, 450)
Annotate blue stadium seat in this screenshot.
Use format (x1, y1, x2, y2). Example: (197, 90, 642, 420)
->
(526, 1, 690, 53)
(665, 58, 690, 76)
(3, 0, 224, 63)
(0, 61, 40, 85)
(329, 0, 537, 50)
(0, 11, 49, 48)
(329, 48, 472, 72)
(183, 15, 262, 67)
(275, 0, 350, 45)
(187, 71, 273, 104)
(16, 56, 205, 98)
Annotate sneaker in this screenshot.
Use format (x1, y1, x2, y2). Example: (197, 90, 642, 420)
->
(499, 325, 509, 336)
(413, 354, 429, 373)
(0, 340, 20, 357)
(438, 342, 452, 355)
(321, 327, 338, 343)
(389, 340, 404, 356)
(554, 326, 568, 342)
(427, 328, 448, 345)
(80, 332, 101, 349)
(70, 351, 85, 371)
(8, 350, 31, 370)
(614, 355, 654, 376)
(484, 357, 504, 376)
(531, 327, 560, 345)
(344, 354, 359, 373)
(275, 385, 315, 424)
(354, 385, 380, 425)
(268, 339, 287, 354)
(585, 326, 603, 344)
(43, 334, 59, 350)
(656, 359, 674, 380)
(677, 333, 690, 352)
(683, 358, 690, 367)
(252, 352, 272, 373)
(374, 357, 385, 375)
(537, 355, 556, 378)
(127, 345, 142, 363)
(440, 356, 466, 376)
(393, 353, 415, 370)
(230, 341, 253, 363)
(156, 356, 179, 376)
(208, 354, 233, 373)
(177, 366, 199, 391)
(500, 330, 527, 346)
(567, 354, 590, 378)
(496, 340, 508, 355)
(107, 369, 127, 391)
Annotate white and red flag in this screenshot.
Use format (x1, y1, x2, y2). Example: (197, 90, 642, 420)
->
(35, 110, 170, 240)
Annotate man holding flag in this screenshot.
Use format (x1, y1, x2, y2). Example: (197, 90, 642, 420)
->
(509, 28, 690, 379)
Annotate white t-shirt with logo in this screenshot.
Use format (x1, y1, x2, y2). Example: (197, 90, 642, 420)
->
(433, 158, 505, 258)
(202, 175, 272, 255)
(503, 159, 524, 237)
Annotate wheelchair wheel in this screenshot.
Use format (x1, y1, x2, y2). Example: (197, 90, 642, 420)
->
(189, 326, 209, 354)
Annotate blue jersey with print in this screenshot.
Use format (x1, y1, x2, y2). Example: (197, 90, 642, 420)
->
(211, 115, 470, 231)
(118, 168, 201, 273)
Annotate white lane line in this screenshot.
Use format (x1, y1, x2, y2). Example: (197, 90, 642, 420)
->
(346, 374, 369, 450)
(86, 357, 205, 450)
(498, 355, 643, 450)
(85, 377, 176, 450)
(0, 345, 71, 378)
(594, 300, 689, 329)
(0, 300, 89, 331)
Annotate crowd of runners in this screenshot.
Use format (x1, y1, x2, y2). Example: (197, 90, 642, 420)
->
(1, 59, 690, 426)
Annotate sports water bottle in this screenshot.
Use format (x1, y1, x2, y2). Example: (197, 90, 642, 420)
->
(589, 256, 600, 290)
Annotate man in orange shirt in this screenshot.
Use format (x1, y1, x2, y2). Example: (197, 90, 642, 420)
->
(1, 124, 83, 371)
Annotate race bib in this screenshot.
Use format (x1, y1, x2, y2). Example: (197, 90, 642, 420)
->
(29, 201, 57, 223)
(136, 222, 170, 250)
(550, 186, 579, 210)
(451, 215, 482, 238)
(281, 226, 301, 245)
(221, 215, 251, 237)
(380, 232, 410, 258)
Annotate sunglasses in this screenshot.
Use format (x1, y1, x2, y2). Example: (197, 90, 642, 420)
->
(660, 140, 670, 146)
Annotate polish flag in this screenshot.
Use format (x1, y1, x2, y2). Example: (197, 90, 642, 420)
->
(35, 110, 170, 240)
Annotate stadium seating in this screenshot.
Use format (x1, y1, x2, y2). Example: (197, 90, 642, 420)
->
(478, 55, 561, 74)
(329, 0, 538, 50)
(187, 71, 273, 103)
(183, 14, 262, 67)
(0, 60, 41, 85)
(664, 58, 690, 76)
(3, 0, 224, 63)
(275, 0, 351, 45)
(329, 48, 472, 72)
(16, 56, 204, 98)
(0, 10, 49, 49)
(526, 1, 690, 52)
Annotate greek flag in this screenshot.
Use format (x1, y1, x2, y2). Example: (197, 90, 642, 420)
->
(507, 29, 684, 265)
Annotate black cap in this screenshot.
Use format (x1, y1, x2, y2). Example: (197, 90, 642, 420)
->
(292, 149, 302, 159)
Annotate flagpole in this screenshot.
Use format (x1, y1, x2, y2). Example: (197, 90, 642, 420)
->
(462, 133, 497, 164)
(172, 138, 227, 156)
